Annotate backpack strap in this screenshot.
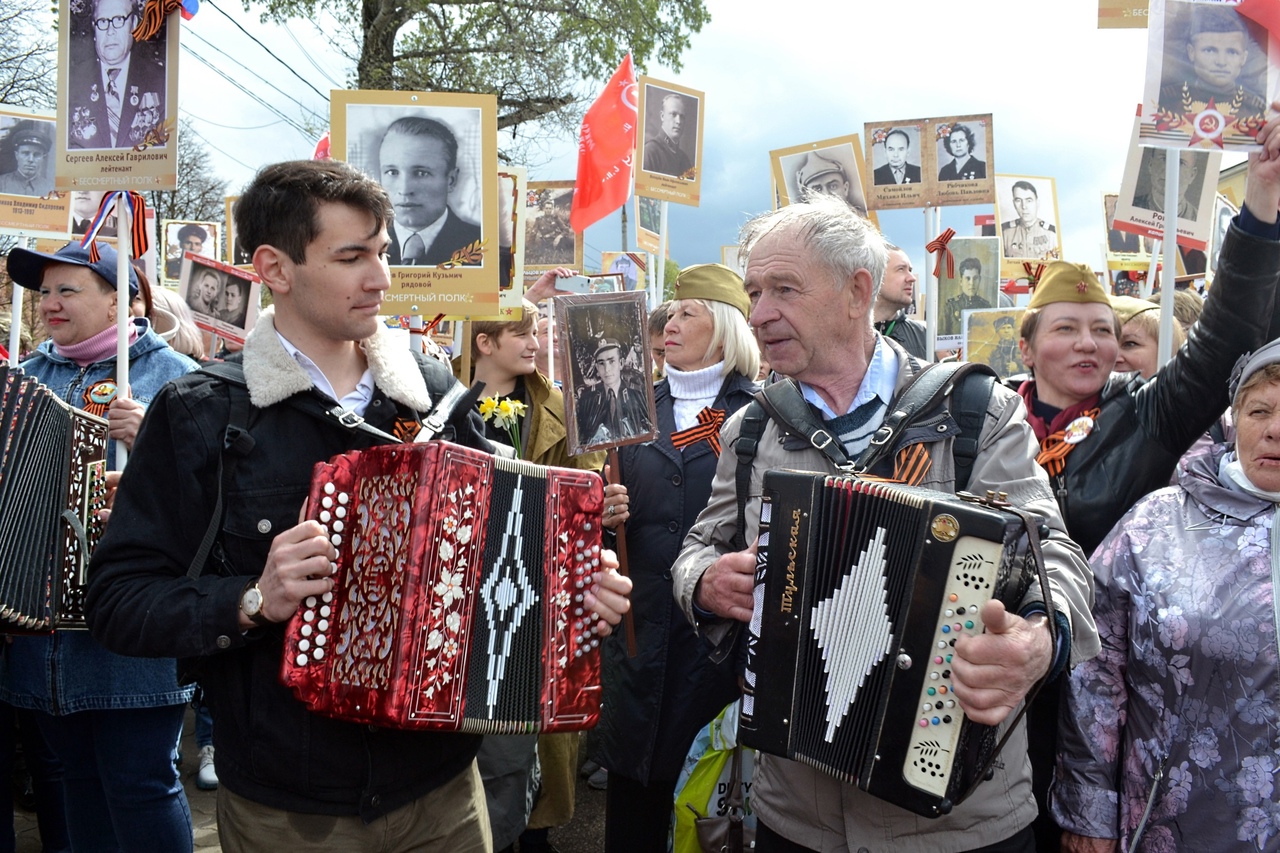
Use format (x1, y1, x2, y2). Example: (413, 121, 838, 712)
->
(853, 361, 997, 477)
(187, 362, 256, 580)
(753, 379, 851, 468)
(950, 369, 996, 493)
(731, 402, 768, 553)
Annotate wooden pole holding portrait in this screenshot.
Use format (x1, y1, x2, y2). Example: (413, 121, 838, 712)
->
(1158, 152, 1179, 369)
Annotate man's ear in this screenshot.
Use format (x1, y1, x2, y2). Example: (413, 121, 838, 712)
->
(848, 268, 875, 320)
(253, 245, 291, 297)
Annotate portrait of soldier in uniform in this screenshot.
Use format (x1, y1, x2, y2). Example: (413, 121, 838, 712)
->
(1131, 148, 1207, 222)
(1159, 4, 1267, 123)
(943, 256, 993, 337)
(642, 89, 697, 179)
(1001, 180, 1057, 259)
(0, 120, 54, 197)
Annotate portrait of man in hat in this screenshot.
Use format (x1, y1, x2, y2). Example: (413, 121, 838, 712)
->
(166, 222, 213, 280)
(0, 119, 54, 197)
(67, 0, 168, 150)
(872, 128, 922, 186)
(988, 314, 1022, 377)
(642, 87, 697, 179)
(937, 123, 986, 182)
(1159, 4, 1266, 123)
(790, 147, 869, 217)
(574, 338, 653, 447)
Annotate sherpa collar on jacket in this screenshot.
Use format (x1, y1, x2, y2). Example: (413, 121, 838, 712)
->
(241, 305, 434, 412)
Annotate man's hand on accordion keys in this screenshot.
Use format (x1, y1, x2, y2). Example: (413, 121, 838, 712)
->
(240, 520, 340, 631)
(694, 539, 757, 624)
(949, 600, 1053, 727)
(583, 549, 632, 637)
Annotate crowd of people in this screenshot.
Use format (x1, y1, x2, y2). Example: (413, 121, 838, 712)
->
(2, 103, 1280, 853)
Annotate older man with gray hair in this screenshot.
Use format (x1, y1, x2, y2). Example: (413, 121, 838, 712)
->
(671, 195, 1098, 852)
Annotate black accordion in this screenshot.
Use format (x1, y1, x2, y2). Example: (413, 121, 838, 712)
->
(741, 471, 1034, 818)
(0, 366, 109, 631)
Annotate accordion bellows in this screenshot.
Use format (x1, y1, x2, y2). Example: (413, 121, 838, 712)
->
(281, 441, 606, 734)
(0, 366, 108, 632)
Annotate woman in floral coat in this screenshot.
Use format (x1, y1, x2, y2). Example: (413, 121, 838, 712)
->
(1052, 341, 1280, 853)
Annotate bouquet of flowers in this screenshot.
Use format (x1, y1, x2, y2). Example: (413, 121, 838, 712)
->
(478, 395, 528, 449)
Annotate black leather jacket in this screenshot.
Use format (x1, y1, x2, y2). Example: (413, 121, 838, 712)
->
(86, 340, 492, 820)
(1037, 223, 1280, 556)
(596, 372, 758, 785)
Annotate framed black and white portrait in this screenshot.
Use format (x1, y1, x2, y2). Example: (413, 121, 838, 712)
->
(525, 181, 581, 273)
(179, 254, 261, 345)
(635, 75, 705, 207)
(331, 89, 499, 314)
(162, 219, 219, 284)
(770, 134, 871, 221)
(555, 290, 657, 456)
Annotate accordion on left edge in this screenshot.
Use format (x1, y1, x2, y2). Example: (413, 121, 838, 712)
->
(280, 441, 606, 734)
(0, 366, 109, 632)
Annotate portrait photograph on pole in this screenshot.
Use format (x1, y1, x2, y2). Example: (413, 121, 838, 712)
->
(331, 88, 499, 313)
(995, 174, 1063, 278)
(936, 235, 1001, 349)
(1141, 0, 1275, 151)
(770, 134, 872, 221)
(525, 181, 582, 277)
(54, 0, 179, 189)
(930, 114, 995, 207)
(0, 107, 69, 238)
(161, 219, 219, 285)
(865, 120, 927, 211)
(635, 76, 704, 206)
(555, 290, 657, 457)
(178, 253, 261, 345)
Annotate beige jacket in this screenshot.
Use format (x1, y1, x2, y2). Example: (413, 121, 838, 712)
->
(670, 340, 1099, 852)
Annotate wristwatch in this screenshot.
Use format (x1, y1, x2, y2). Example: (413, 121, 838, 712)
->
(239, 581, 271, 628)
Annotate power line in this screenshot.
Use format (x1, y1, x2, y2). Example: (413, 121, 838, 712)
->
(201, 0, 331, 103)
(179, 120, 257, 172)
(181, 44, 313, 138)
(283, 25, 344, 89)
(185, 29, 327, 127)
(178, 111, 288, 131)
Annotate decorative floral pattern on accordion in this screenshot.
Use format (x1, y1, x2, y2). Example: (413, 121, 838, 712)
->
(279, 442, 604, 733)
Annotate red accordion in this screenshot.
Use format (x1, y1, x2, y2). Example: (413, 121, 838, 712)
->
(280, 441, 605, 733)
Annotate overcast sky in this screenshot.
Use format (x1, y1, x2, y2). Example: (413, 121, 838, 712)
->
(181, 0, 1251, 285)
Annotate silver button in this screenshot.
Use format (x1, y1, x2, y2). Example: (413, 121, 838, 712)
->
(257, 519, 272, 534)
(215, 635, 232, 649)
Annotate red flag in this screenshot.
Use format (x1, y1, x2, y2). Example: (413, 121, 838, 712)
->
(1239, 0, 1280, 46)
(570, 54, 637, 233)
(313, 131, 331, 161)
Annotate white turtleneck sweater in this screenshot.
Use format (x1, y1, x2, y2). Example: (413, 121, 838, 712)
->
(665, 361, 725, 431)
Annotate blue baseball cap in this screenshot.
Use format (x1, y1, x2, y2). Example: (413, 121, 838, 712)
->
(6, 241, 138, 298)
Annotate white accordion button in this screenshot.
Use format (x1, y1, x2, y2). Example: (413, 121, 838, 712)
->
(320, 605, 331, 618)
(296, 654, 308, 666)
(298, 639, 310, 652)
(583, 522, 592, 530)
(337, 492, 349, 505)
(315, 634, 326, 647)
(324, 483, 335, 495)
(305, 596, 317, 608)
(592, 545, 600, 554)
(332, 521, 344, 533)
(320, 511, 331, 523)
(313, 648, 324, 660)
(576, 539, 584, 549)
(303, 610, 315, 622)
(322, 592, 334, 604)
(301, 624, 313, 637)
(322, 496, 333, 509)
(330, 534, 342, 547)
(318, 619, 329, 631)
(335, 506, 347, 519)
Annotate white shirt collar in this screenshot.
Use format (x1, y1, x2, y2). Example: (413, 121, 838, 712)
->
(274, 330, 376, 416)
(391, 210, 449, 259)
(799, 335, 898, 419)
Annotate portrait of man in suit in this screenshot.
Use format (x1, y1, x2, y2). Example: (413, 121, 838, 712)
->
(67, 0, 167, 150)
(378, 116, 482, 267)
(872, 128, 922, 186)
(69, 191, 116, 236)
